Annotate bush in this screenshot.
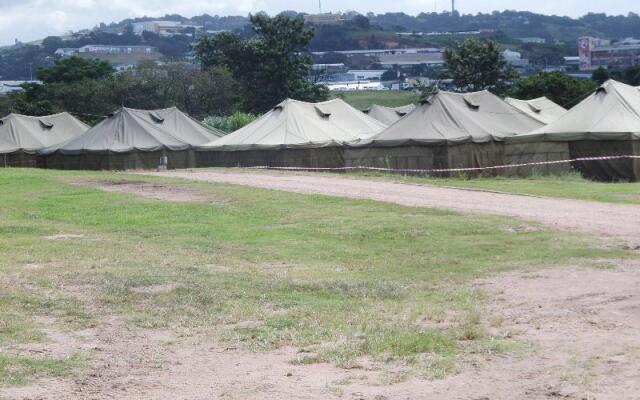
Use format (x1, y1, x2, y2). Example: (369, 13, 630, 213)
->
(203, 112, 259, 133)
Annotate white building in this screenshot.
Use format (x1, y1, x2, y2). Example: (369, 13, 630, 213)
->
(347, 70, 386, 80)
(0, 81, 40, 95)
(326, 81, 386, 91)
(502, 49, 529, 68)
(517, 37, 546, 44)
(78, 45, 156, 54)
(54, 48, 78, 57)
(131, 20, 202, 36)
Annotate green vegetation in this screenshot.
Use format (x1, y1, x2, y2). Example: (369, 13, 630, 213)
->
(0, 354, 82, 386)
(343, 172, 640, 205)
(444, 39, 517, 92)
(195, 14, 328, 113)
(331, 91, 418, 110)
(508, 71, 598, 108)
(203, 112, 259, 133)
(6, 62, 238, 122)
(0, 169, 629, 385)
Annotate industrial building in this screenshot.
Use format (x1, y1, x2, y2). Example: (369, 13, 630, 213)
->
(578, 37, 640, 71)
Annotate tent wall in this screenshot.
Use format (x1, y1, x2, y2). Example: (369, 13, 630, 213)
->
(504, 141, 572, 176)
(569, 140, 640, 181)
(344, 145, 447, 171)
(0, 152, 39, 168)
(448, 142, 505, 175)
(196, 148, 346, 169)
(344, 142, 503, 176)
(41, 149, 197, 171)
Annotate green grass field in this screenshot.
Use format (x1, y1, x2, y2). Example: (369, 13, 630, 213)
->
(331, 90, 419, 110)
(342, 172, 640, 205)
(0, 169, 631, 385)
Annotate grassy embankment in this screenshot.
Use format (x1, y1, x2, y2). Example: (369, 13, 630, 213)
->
(331, 90, 419, 110)
(0, 168, 630, 386)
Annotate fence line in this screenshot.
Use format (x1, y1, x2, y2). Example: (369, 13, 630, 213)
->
(247, 155, 640, 174)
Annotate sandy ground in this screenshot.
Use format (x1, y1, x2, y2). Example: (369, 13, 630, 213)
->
(138, 170, 640, 245)
(3, 261, 640, 400)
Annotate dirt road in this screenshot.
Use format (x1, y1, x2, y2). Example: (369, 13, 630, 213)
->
(4, 262, 640, 400)
(140, 170, 640, 243)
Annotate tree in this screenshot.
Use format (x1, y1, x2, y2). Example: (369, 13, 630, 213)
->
(592, 67, 610, 85)
(41, 36, 65, 55)
(195, 14, 328, 113)
(12, 62, 239, 121)
(37, 57, 113, 84)
(444, 39, 517, 92)
(381, 69, 398, 81)
(610, 66, 640, 86)
(508, 71, 598, 108)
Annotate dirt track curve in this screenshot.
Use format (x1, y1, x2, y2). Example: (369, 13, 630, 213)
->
(139, 170, 640, 244)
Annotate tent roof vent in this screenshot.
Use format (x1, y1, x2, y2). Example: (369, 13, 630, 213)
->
(463, 95, 480, 110)
(149, 112, 164, 123)
(314, 105, 331, 118)
(39, 119, 54, 129)
(527, 103, 542, 113)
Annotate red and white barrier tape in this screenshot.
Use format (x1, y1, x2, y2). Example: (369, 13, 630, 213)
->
(247, 155, 640, 174)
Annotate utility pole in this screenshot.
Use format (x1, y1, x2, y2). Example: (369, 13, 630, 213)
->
(319, 0, 322, 14)
(452, 0, 455, 15)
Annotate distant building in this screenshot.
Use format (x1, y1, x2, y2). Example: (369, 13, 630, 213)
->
(311, 63, 346, 72)
(502, 49, 529, 68)
(347, 70, 386, 80)
(311, 47, 441, 57)
(578, 36, 640, 71)
(54, 48, 78, 57)
(564, 56, 580, 72)
(0, 81, 40, 95)
(517, 37, 546, 44)
(131, 20, 203, 36)
(379, 52, 444, 67)
(78, 45, 156, 55)
(304, 13, 343, 25)
(326, 81, 385, 91)
(311, 48, 444, 68)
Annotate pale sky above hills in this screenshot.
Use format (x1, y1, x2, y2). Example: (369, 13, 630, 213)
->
(0, 0, 637, 46)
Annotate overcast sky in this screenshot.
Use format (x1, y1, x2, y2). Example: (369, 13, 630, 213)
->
(0, 0, 637, 46)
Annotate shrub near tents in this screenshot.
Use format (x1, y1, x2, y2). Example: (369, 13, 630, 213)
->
(203, 112, 260, 134)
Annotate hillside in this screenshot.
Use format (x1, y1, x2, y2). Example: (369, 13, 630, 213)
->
(0, 10, 639, 80)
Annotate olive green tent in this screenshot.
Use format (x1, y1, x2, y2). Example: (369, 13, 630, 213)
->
(365, 104, 416, 125)
(511, 79, 640, 181)
(40, 107, 223, 170)
(0, 112, 88, 167)
(196, 98, 386, 168)
(504, 97, 567, 125)
(345, 90, 544, 175)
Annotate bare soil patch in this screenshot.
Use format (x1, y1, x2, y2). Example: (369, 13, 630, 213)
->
(138, 170, 640, 245)
(45, 234, 85, 241)
(3, 261, 640, 399)
(75, 180, 213, 203)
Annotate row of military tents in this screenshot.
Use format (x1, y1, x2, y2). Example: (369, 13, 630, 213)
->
(1, 79, 639, 181)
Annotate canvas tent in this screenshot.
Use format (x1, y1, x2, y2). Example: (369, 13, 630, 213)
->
(41, 107, 223, 170)
(345, 90, 544, 174)
(365, 104, 416, 125)
(196, 98, 387, 168)
(0, 112, 88, 167)
(511, 79, 640, 181)
(504, 97, 567, 125)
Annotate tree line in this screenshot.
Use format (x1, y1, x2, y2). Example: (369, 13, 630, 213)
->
(2, 13, 639, 124)
(1, 14, 328, 122)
